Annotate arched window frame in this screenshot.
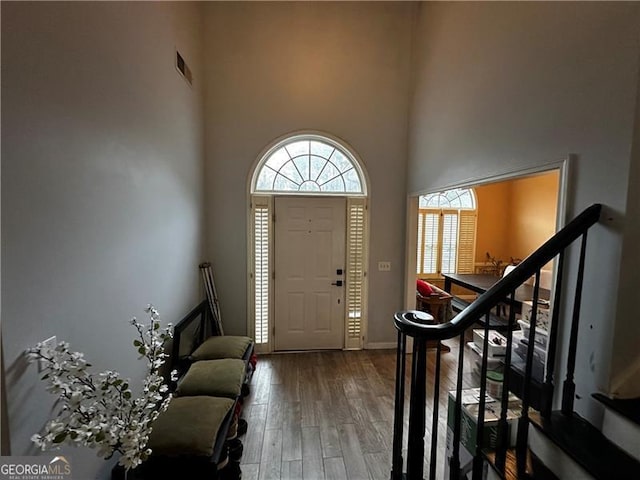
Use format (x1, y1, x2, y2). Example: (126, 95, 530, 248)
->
(417, 188, 477, 277)
(419, 188, 476, 209)
(251, 134, 367, 196)
(248, 132, 369, 353)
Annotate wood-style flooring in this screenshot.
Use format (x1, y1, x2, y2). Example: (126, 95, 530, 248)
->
(240, 337, 477, 480)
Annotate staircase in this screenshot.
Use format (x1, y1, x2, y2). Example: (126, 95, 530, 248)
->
(390, 204, 640, 480)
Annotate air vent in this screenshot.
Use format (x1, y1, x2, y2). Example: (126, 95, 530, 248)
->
(175, 50, 193, 86)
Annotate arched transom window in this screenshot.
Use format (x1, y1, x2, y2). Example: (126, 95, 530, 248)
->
(253, 137, 365, 194)
(419, 188, 476, 209)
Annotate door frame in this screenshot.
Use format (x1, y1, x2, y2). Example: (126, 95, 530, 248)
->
(247, 131, 370, 354)
(248, 194, 369, 354)
(404, 156, 572, 310)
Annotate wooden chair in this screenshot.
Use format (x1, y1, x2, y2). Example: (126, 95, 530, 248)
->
(416, 284, 453, 352)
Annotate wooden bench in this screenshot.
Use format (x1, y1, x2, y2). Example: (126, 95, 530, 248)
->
(114, 301, 254, 480)
(171, 300, 255, 377)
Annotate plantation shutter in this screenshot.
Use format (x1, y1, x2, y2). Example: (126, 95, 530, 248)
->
(440, 211, 459, 274)
(418, 211, 440, 275)
(457, 210, 477, 273)
(416, 212, 424, 274)
(346, 198, 366, 349)
(253, 200, 270, 345)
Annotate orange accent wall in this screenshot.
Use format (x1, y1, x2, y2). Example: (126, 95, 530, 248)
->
(475, 182, 511, 263)
(507, 171, 559, 260)
(474, 170, 559, 265)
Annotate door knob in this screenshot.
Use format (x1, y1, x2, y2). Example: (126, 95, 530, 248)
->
(331, 280, 343, 287)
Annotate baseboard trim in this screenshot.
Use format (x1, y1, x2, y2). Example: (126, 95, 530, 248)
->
(364, 342, 396, 350)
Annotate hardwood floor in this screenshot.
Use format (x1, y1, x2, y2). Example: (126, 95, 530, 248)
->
(240, 337, 478, 480)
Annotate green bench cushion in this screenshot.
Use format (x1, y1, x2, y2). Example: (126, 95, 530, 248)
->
(148, 396, 234, 457)
(176, 358, 246, 398)
(190, 335, 253, 361)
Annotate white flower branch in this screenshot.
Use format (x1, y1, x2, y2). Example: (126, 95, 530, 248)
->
(25, 304, 177, 471)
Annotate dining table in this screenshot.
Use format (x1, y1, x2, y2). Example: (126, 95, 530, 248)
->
(442, 272, 551, 312)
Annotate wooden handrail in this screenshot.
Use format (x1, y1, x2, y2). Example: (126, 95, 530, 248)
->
(395, 204, 602, 340)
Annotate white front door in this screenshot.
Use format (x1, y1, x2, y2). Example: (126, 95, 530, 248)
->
(274, 196, 346, 351)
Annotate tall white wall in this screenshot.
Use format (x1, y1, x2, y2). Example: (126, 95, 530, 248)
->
(202, 2, 414, 344)
(408, 2, 640, 420)
(1, 3, 204, 478)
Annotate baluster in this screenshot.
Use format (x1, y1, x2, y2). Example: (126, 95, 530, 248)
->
(495, 291, 517, 471)
(391, 330, 407, 480)
(541, 249, 565, 418)
(472, 312, 492, 480)
(429, 342, 442, 480)
(516, 270, 541, 472)
(407, 335, 428, 480)
(450, 332, 466, 480)
(562, 233, 588, 414)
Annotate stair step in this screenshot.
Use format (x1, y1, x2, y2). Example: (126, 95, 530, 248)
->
(593, 392, 640, 462)
(529, 411, 640, 480)
(592, 393, 640, 427)
(483, 448, 559, 480)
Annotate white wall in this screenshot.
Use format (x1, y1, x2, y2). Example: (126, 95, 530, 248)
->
(408, 2, 640, 421)
(202, 2, 415, 344)
(1, 2, 204, 478)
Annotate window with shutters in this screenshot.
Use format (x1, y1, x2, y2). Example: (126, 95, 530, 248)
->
(249, 133, 369, 352)
(345, 198, 367, 349)
(417, 189, 477, 277)
(253, 201, 270, 344)
(253, 136, 365, 195)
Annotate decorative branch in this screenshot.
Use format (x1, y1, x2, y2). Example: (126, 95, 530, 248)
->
(485, 251, 504, 276)
(25, 305, 177, 471)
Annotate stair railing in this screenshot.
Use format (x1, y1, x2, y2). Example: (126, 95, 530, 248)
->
(391, 203, 602, 480)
